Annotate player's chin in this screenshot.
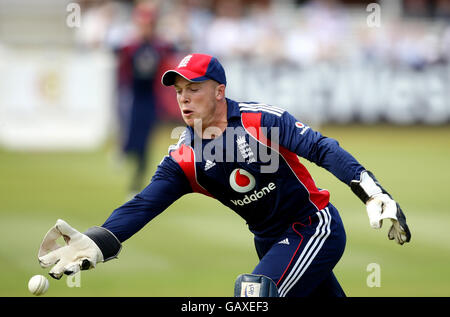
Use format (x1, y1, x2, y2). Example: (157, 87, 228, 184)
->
(182, 114, 199, 127)
(182, 116, 196, 127)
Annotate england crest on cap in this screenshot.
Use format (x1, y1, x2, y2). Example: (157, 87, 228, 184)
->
(161, 53, 227, 86)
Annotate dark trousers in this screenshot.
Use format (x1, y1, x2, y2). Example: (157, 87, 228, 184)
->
(252, 204, 346, 297)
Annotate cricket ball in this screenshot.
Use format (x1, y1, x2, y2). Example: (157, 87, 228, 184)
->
(28, 275, 49, 296)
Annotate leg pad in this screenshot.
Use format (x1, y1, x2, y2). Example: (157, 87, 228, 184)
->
(234, 273, 279, 297)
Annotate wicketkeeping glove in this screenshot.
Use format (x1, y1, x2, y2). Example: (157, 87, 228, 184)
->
(350, 171, 411, 245)
(38, 219, 121, 279)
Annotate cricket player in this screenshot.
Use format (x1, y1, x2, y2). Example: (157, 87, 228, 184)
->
(115, 2, 174, 195)
(38, 54, 411, 297)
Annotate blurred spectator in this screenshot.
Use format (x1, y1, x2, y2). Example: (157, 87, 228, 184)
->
(156, 0, 214, 53)
(403, 0, 430, 18)
(71, 0, 449, 129)
(75, 0, 449, 70)
(244, 0, 285, 60)
(154, 0, 193, 52)
(441, 24, 450, 62)
(115, 1, 175, 196)
(435, 0, 450, 19)
(203, 0, 251, 57)
(74, 0, 123, 49)
(285, 0, 351, 66)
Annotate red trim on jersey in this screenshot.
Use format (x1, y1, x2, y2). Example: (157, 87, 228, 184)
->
(170, 144, 213, 197)
(241, 112, 329, 211)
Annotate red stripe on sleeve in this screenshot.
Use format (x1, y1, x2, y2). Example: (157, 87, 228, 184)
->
(241, 112, 329, 211)
(170, 144, 213, 197)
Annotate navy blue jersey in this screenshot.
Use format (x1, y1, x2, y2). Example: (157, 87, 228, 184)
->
(103, 98, 365, 242)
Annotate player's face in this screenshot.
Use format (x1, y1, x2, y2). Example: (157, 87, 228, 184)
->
(174, 76, 220, 128)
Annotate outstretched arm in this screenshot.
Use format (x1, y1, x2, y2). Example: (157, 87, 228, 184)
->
(38, 155, 192, 279)
(263, 110, 411, 245)
(102, 155, 191, 242)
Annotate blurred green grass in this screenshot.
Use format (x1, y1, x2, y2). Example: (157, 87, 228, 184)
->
(0, 124, 449, 297)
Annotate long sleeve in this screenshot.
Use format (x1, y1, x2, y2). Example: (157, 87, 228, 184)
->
(102, 155, 192, 242)
(263, 111, 365, 185)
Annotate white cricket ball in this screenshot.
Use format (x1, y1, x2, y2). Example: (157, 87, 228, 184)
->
(28, 275, 49, 296)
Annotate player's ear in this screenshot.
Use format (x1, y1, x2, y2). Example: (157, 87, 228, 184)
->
(215, 84, 225, 101)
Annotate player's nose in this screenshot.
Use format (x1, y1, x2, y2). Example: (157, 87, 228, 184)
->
(178, 91, 190, 104)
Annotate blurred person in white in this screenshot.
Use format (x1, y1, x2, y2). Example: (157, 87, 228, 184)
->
(155, 0, 193, 52)
(244, 0, 285, 60)
(204, 0, 255, 58)
(391, 21, 427, 69)
(181, 0, 215, 53)
(391, 20, 444, 69)
(156, 0, 214, 53)
(74, 0, 122, 49)
(284, 0, 351, 67)
(104, 2, 137, 50)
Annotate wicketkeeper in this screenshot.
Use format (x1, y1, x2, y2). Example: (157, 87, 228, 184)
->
(38, 54, 411, 297)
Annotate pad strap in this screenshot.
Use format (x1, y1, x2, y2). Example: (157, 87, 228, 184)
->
(350, 170, 388, 203)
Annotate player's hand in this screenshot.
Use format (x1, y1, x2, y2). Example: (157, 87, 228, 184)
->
(351, 170, 411, 245)
(38, 219, 104, 279)
(366, 193, 411, 245)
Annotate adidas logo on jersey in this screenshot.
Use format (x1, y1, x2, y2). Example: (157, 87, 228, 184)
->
(204, 160, 216, 171)
(278, 238, 290, 245)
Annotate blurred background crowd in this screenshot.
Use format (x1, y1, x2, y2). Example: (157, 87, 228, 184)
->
(0, 0, 449, 127)
(0, 0, 449, 153)
(75, 0, 450, 69)
(1, 1, 450, 298)
(75, 0, 450, 124)
(0, 0, 448, 191)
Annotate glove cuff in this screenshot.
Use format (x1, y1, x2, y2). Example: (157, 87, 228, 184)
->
(350, 170, 383, 203)
(84, 226, 122, 262)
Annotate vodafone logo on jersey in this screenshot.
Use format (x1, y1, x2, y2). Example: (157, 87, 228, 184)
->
(229, 168, 256, 193)
(229, 168, 277, 207)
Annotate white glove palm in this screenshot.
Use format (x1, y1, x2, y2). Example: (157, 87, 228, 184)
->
(38, 219, 103, 279)
(351, 170, 411, 245)
(366, 193, 410, 245)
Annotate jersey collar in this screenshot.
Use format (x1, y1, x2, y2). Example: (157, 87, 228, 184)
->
(226, 98, 241, 121)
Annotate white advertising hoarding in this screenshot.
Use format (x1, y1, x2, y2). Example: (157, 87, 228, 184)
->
(0, 48, 116, 151)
